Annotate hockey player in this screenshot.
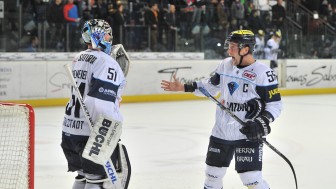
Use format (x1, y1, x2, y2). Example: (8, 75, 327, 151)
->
(264, 29, 281, 72)
(61, 19, 131, 189)
(253, 30, 265, 59)
(161, 30, 282, 189)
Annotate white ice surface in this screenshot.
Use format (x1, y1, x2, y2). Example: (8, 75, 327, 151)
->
(34, 94, 336, 189)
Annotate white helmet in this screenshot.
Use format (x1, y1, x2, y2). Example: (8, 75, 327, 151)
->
(81, 19, 113, 55)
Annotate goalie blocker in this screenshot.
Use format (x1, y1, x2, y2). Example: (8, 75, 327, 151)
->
(82, 115, 131, 189)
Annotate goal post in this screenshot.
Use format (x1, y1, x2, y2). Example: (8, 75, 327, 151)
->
(0, 102, 35, 189)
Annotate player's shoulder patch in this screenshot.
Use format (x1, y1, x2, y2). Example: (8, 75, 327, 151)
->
(256, 84, 281, 102)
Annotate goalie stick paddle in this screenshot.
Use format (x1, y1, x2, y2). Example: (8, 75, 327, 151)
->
(198, 87, 298, 189)
(64, 64, 122, 189)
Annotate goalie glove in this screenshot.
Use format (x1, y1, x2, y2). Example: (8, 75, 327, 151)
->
(111, 44, 130, 77)
(240, 113, 272, 141)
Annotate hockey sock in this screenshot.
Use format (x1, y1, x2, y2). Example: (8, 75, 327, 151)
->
(239, 171, 270, 189)
(204, 165, 226, 189)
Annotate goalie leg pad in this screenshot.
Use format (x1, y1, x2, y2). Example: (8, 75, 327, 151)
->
(82, 115, 122, 165)
(239, 171, 270, 189)
(103, 143, 131, 189)
(118, 144, 131, 189)
(82, 143, 119, 176)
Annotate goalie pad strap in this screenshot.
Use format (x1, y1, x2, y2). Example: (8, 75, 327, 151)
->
(75, 175, 86, 182)
(86, 178, 109, 184)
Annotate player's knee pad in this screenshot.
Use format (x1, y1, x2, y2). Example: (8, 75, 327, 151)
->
(72, 170, 86, 189)
(239, 171, 270, 189)
(204, 165, 227, 189)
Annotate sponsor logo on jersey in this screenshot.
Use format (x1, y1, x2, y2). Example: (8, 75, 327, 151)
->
(209, 147, 220, 153)
(228, 82, 239, 95)
(99, 87, 117, 97)
(236, 148, 255, 154)
(268, 87, 279, 99)
(77, 54, 97, 64)
(236, 156, 253, 162)
(63, 118, 84, 129)
(227, 102, 248, 112)
(259, 143, 263, 161)
(72, 70, 88, 79)
(242, 70, 257, 81)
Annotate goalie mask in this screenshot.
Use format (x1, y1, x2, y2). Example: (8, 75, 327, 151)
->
(82, 19, 113, 55)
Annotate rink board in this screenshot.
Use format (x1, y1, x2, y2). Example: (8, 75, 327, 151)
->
(1, 53, 336, 106)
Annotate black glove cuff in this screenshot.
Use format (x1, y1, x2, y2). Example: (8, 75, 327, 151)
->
(260, 111, 275, 123)
(255, 116, 271, 135)
(184, 82, 198, 92)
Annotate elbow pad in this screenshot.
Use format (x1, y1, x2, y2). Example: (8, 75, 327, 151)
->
(210, 73, 220, 86)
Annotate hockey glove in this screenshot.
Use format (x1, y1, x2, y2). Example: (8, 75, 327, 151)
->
(245, 98, 265, 120)
(111, 44, 130, 77)
(240, 116, 271, 141)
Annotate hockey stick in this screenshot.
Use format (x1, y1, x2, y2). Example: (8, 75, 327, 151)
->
(198, 87, 298, 189)
(64, 64, 122, 189)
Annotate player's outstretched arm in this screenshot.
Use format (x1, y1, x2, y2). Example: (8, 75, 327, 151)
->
(161, 74, 184, 91)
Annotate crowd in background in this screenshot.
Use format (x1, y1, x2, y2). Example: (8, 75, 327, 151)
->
(3, 0, 336, 58)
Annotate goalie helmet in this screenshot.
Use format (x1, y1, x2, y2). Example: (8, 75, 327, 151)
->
(81, 19, 113, 55)
(224, 30, 256, 53)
